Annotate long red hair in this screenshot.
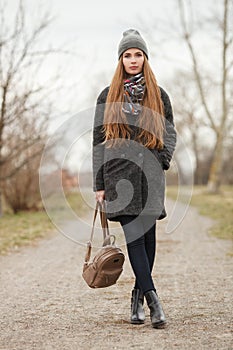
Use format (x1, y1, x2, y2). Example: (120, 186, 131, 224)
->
(103, 54, 165, 149)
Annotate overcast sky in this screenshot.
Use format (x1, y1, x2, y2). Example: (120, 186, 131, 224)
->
(6, 0, 220, 113)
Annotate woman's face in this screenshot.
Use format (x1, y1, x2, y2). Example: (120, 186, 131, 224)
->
(122, 48, 144, 76)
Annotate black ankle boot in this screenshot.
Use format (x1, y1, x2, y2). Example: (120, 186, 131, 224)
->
(145, 290, 166, 328)
(130, 288, 145, 324)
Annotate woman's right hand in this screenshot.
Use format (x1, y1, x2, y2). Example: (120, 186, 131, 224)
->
(95, 190, 105, 203)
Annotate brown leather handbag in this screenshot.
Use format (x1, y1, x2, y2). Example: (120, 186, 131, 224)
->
(82, 201, 125, 288)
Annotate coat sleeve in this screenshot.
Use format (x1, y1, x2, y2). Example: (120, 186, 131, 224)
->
(92, 87, 109, 191)
(158, 87, 177, 170)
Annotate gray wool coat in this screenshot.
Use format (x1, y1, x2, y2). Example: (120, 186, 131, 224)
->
(92, 86, 176, 221)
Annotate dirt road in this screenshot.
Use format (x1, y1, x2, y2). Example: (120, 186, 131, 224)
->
(0, 199, 232, 350)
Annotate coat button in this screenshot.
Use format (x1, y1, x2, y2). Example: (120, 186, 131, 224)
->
(138, 152, 143, 157)
(121, 153, 125, 158)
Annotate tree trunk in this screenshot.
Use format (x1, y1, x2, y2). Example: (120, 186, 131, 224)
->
(194, 159, 202, 185)
(207, 132, 223, 193)
(0, 189, 2, 217)
(207, 0, 229, 193)
(0, 165, 2, 217)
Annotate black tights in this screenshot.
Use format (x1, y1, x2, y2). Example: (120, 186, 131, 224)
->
(117, 215, 157, 294)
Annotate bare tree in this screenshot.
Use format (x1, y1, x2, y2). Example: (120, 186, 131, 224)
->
(221, 134, 233, 184)
(177, 0, 233, 192)
(168, 70, 225, 185)
(168, 71, 206, 184)
(0, 1, 62, 215)
(1, 118, 47, 212)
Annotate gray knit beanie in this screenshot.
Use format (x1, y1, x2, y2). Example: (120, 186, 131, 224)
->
(118, 29, 148, 60)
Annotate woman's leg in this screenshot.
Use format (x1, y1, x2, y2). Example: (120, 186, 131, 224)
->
(134, 216, 156, 289)
(118, 215, 166, 328)
(117, 215, 156, 294)
(143, 216, 157, 272)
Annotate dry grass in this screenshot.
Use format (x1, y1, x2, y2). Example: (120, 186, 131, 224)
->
(0, 191, 88, 255)
(0, 211, 54, 255)
(166, 185, 233, 243)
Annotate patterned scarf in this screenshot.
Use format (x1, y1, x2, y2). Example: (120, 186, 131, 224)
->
(122, 73, 145, 115)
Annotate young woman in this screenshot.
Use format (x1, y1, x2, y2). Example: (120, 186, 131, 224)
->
(92, 29, 176, 328)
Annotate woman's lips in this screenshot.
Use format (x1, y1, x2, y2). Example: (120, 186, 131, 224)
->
(130, 66, 138, 69)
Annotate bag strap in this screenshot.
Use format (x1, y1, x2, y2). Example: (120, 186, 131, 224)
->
(99, 201, 111, 245)
(91, 201, 109, 241)
(84, 201, 111, 263)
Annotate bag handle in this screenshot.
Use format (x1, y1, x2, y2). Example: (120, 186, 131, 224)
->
(84, 201, 111, 263)
(99, 201, 110, 242)
(90, 201, 110, 242)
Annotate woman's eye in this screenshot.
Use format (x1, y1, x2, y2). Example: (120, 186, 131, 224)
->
(124, 53, 142, 58)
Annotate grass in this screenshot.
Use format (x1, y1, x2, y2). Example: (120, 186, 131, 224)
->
(166, 185, 233, 243)
(65, 191, 91, 215)
(0, 191, 89, 255)
(0, 210, 54, 255)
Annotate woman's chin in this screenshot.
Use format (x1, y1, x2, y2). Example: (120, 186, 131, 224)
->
(127, 71, 141, 76)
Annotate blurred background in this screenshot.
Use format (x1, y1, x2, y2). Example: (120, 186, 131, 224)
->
(0, 0, 232, 252)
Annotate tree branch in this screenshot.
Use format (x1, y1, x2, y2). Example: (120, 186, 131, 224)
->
(220, 0, 230, 134)
(0, 144, 46, 181)
(178, 0, 218, 134)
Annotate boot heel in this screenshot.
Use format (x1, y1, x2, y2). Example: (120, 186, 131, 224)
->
(145, 290, 166, 328)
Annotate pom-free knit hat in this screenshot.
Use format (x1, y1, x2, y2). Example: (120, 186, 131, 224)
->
(118, 29, 148, 60)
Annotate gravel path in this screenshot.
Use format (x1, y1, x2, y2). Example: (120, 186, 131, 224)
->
(0, 199, 232, 350)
